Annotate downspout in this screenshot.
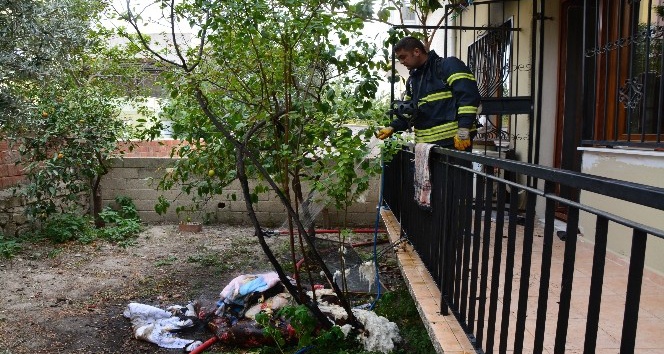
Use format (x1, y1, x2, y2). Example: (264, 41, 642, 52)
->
(533, 0, 547, 169)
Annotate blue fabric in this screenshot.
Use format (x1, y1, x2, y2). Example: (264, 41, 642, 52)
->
(238, 276, 269, 296)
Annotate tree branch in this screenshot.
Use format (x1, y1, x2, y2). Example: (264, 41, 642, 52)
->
(124, 0, 185, 69)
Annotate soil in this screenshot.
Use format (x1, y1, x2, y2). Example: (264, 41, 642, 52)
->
(0, 224, 402, 354)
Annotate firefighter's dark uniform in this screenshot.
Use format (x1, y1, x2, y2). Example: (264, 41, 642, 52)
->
(389, 50, 480, 149)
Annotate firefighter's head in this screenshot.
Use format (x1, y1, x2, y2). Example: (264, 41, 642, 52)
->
(394, 36, 428, 71)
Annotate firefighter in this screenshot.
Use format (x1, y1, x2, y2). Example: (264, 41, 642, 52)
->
(377, 36, 481, 151)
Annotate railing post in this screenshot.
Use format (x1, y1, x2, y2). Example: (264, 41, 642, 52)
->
(554, 203, 580, 353)
(620, 229, 648, 353)
(475, 165, 495, 347)
(485, 180, 507, 353)
(440, 153, 451, 315)
(514, 191, 537, 353)
(534, 181, 557, 352)
(583, 216, 609, 353)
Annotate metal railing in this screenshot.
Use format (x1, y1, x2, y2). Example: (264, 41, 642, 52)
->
(382, 145, 664, 353)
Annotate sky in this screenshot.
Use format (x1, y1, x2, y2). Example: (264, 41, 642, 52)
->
(103, 0, 394, 95)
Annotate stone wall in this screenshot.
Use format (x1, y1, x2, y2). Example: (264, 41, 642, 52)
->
(0, 191, 29, 237)
(101, 157, 381, 228)
(0, 141, 28, 236)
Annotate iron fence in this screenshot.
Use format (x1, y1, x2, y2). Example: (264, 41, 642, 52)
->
(382, 145, 664, 353)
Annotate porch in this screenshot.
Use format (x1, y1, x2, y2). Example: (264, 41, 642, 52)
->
(382, 208, 664, 354)
(378, 146, 664, 354)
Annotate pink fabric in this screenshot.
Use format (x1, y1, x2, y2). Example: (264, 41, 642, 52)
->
(414, 143, 436, 208)
(219, 272, 281, 302)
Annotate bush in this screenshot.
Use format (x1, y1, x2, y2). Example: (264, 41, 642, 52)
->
(96, 196, 142, 246)
(41, 213, 92, 243)
(29, 196, 142, 247)
(256, 305, 370, 354)
(0, 233, 21, 261)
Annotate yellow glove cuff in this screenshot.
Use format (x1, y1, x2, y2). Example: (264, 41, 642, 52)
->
(376, 127, 394, 140)
(454, 135, 471, 150)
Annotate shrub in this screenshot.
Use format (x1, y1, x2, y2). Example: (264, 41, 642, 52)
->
(0, 233, 21, 262)
(97, 196, 142, 246)
(41, 213, 92, 243)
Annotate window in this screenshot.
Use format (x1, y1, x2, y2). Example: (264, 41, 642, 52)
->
(400, 0, 417, 23)
(467, 19, 514, 147)
(586, 0, 664, 146)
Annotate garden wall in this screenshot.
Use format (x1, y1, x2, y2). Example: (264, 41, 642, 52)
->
(0, 140, 29, 236)
(0, 139, 382, 233)
(101, 156, 381, 228)
(0, 140, 25, 189)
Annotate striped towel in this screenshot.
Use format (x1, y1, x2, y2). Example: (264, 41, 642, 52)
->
(414, 143, 436, 208)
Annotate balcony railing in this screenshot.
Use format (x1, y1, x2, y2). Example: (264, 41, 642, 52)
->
(382, 145, 664, 353)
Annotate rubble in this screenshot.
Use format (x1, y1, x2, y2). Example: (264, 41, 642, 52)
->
(124, 271, 401, 353)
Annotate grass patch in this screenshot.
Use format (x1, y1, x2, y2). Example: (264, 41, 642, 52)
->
(186, 253, 230, 273)
(154, 255, 178, 267)
(374, 287, 436, 354)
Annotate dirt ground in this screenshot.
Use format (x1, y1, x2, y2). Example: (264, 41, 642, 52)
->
(0, 224, 400, 354)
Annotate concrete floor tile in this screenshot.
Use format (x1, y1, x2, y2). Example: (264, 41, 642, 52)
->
(381, 209, 664, 354)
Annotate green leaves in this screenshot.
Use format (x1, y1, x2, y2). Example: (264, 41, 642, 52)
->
(11, 83, 131, 220)
(146, 0, 388, 217)
(0, 234, 21, 262)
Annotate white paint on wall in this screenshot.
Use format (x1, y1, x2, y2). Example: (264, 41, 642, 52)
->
(579, 148, 664, 273)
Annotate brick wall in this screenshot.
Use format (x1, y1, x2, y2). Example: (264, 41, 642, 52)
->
(117, 139, 186, 158)
(0, 139, 185, 189)
(0, 141, 26, 189)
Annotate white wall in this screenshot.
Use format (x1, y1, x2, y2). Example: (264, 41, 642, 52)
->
(579, 148, 664, 274)
(535, 0, 561, 216)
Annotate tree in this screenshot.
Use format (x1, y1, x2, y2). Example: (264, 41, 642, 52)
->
(373, 0, 473, 51)
(0, 0, 93, 125)
(121, 0, 387, 328)
(1, 0, 154, 226)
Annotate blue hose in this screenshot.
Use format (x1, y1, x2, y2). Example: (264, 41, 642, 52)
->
(294, 345, 314, 354)
(368, 154, 387, 310)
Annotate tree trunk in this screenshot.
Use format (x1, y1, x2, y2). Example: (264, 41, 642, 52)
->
(235, 147, 333, 329)
(194, 89, 360, 328)
(92, 175, 105, 228)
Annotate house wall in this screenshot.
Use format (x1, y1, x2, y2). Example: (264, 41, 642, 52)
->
(455, 1, 559, 213)
(535, 0, 562, 215)
(578, 148, 664, 273)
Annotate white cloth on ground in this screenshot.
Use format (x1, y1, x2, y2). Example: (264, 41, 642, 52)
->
(123, 302, 195, 349)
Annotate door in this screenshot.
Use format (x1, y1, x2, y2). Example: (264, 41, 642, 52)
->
(554, 0, 594, 219)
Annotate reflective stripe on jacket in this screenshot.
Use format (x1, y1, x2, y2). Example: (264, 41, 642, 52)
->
(414, 121, 477, 143)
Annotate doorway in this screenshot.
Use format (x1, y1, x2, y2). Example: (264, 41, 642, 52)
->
(554, 0, 594, 219)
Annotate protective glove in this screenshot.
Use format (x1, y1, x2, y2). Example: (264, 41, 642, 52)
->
(376, 126, 395, 140)
(454, 128, 471, 150)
